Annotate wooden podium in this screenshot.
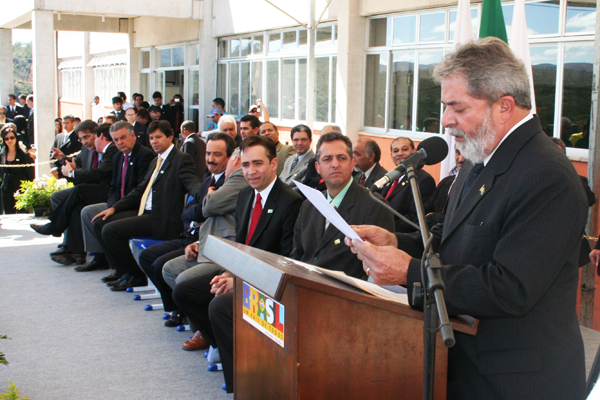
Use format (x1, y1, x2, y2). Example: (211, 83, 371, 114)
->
(204, 236, 476, 400)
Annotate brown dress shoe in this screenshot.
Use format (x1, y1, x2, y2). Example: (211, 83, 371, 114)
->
(183, 331, 209, 351)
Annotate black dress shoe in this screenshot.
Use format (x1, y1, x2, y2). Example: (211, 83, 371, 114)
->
(110, 274, 148, 291)
(74, 259, 109, 272)
(51, 252, 86, 266)
(101, 271, 121, 283)
(31, 223, 61, 237)
(164, 310, 187, 327)
(50, 246, 67, 256)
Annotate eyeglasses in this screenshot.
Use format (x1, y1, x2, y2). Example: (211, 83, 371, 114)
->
(4, 136, 16, 141)
(0, 113, 6, 116)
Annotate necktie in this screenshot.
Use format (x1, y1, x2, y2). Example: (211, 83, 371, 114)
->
(358, 173, 366, 186)
(246, 193, 262, 245)
(92, 151, 98, 169)
(385, 178, 400, 200)
(138, 157, 164, 215)
(460, 163, 484, 202)
(290, 156, 299, 171)
(120, 154, 130, 198)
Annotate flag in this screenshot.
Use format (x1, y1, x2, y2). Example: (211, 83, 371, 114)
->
(479, 0, 508, 43)
(439, 0, 474, 178)
(510, 0, 537, 113)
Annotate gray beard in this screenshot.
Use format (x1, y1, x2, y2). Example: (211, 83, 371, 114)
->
(448, 111, 495, 164)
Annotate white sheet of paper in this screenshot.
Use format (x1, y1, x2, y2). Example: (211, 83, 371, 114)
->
(293, 180, 363, 243)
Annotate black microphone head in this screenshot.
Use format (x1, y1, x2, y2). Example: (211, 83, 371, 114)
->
(417, 136, 449, 165)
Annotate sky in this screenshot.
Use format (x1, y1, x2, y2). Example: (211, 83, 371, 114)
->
(12, 29, 32, 44)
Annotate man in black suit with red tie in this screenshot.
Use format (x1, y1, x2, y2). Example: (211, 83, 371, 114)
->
(92, 120, 203, 291)
(348, 38, 588, 400)
(381, 136, 435, 232)
(173, 135, 304, 392)
(76, 121, 154, 272)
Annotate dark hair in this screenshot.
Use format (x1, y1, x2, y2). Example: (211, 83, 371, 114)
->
(152, 91, 162, 99)
(148, 120, 173, 137)
(26, 94, 33, 102)
(112, 96, 123, 104)
(181, 120, 196, 133)
(55, 117, 62, 123)
(103, 114, 117, 124)
(391, 136, 415, 150)
(19, 94, 27, 100)
(148, 105, 162, 115)
(133, 93, 144, 101)
(7, 94, 16, 100)
(140, 101, 150, 109)
(75, 119, 99, 135)
(213, 97, 225, 109)
(315, 132, 353, 160)
(291, 124, 312, 141)
(110, 121, 134, 135)
(125, 107, 137, 114)
(362, 139, 381, 163)
(118, 92, 127, 101)
(1, 124, 26, 155)
(63, 114, 76, 123)
(137, 108, 150, 120)
(260, 121, 278, 132)
(240, 114, 260, 129)
(13, 115, 27, 133)
(96, 122, 114, 142)
(239, 135, 277, 162)
(207, 132, 237, 157)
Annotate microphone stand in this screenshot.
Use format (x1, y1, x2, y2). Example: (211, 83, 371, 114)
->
(405, 164, 455, 400)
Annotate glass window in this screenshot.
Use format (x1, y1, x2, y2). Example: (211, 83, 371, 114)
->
(240, 62, 251, 114)
(282, 59, 296, 119)
(420, 12, 446, 42)
(230, 39, 240, 58)
(316, 26, 332, 50)
(172, 47, 184, 67)
(298, 58, 307, 120)
(393, 16, 416, 45)
(299, 30, 308, 52)
(416, 51, 442, 132)
(364, 54, 387, 128)
(370, 18, 388, 47)
(449, 9, 478, 42)
(251, 61, 263, 106)
(331, 56, 337, 123)
(526, 1, 560, 36)
(241, 37, 252, 56)
(193, 44, 200, 65)
(253, 35, 263, 54)
(217, 64, 227, 101)
(565, 1, 596, 34)
(530, 44, 557, 136)
(283, 31, 297, 52)
(267, 60, 279, 118)
(140, 72, 149, 99)
(190, 70, 199, 106)
(229, 63, 240, 115)
(561, 42, 593, 148)
(219, 40, 228, 58)
(269, 33, 281, 53)
(155, 71, 164, 94)
(141, 51, 150, 69)
(159, 49, 171, 68)
(316, 57, 330, 122)
(390, 51, 415, 130)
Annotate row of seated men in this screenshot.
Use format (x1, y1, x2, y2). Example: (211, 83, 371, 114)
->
(30, 117, 462, 392)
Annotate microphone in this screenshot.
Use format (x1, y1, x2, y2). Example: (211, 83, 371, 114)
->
(370, 136, 448, 191)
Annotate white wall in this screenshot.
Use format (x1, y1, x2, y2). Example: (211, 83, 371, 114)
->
(89, 32, 128, 54)
(360, 0, 457, 17)
(133, 17, 200, 48)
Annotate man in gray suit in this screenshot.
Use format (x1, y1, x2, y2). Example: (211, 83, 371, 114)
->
(353, 138, 387, 188)
(280, 124, 314, 186)
(259, 121, 293, 175)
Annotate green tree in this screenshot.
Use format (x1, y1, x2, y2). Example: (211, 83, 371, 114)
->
(13, 41, 32, 95)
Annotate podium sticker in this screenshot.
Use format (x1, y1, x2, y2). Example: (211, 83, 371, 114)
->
(242, 281, 285, 347)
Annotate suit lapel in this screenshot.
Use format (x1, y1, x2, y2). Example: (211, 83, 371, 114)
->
(248, 179, 281, 246)
(385, 175, 409, 201)
(153, 146, 176, 185)
(315, 181, 357, 253)
(238, 189, 254, 243)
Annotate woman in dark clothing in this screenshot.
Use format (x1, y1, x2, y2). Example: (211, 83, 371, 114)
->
(0, 124, 34, 214)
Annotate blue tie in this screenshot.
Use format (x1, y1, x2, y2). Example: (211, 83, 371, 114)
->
(460, 163, 484, 202)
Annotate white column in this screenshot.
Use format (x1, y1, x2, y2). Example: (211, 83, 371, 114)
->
(82, 32, 94, 120)
(198, 0, 216, 125)
(128, 19, 140, 98)
(32, 11, 56, 177)
(0, 29, 13, 101)
(306, 0, 316, 130)
(335, 0, 365, 142)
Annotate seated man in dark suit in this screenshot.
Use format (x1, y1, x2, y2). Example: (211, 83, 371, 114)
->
(179, 120, 207, 178)
(31, 121, 118, 265)
(77, 121, 154, 272)
(91, 120, 203, 291)
(172, 136, 303, 392)
(380, 137, 435, 232)
(352, 138, 387, 188)
(139, 132, 234, 326)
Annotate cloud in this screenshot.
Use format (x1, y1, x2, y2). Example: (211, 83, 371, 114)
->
(566, 10, 596, 32)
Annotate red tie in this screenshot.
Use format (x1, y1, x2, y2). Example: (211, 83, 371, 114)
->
(120, 154, 129, 198)
(385, 178, 399, 200)
(92, 151, 98, 169)
(246, 193, 262, 245)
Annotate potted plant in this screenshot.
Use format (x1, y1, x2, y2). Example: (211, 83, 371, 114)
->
(14, 175, 73, 216)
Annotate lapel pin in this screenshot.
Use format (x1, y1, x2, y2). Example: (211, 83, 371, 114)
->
(267, 209, 273, 213)
(334, 239, 340, 245)
(480, 185, 485, 195)
(130, 162, 133, 166)
(160, 170, 164, 174)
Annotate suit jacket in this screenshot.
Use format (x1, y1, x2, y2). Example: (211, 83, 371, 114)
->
(69, 143, 118, 188)
(26, 110, 34, 145)
(280, 149, 314, 186)
(380, 168, 435, 232)
(133, 122, 150, 148)
(112, 110, 126, 122)
(405, 117, 588, 399)
(106, 141, 154, 207)
(5, 104, 25, 120)
(0, 149, 34, 193)
(112, 146, 203, 240)
(197, 168, 249, 262)
(353, 162, 388, 189)
(181, 170, 225, 228)
(275, 141, 295, 176)
(180, 133, 207, 179)
(235, 177, 303, 257)
(52, 131, 82, 169)
(291, 179, 395, 279)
